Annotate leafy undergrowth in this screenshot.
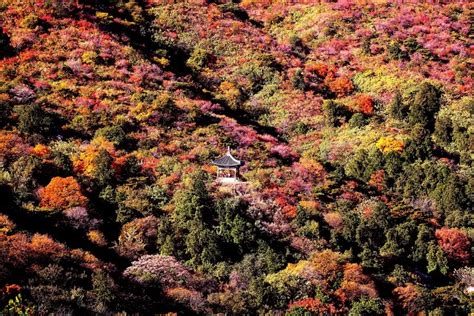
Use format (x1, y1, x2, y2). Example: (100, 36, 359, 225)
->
(0, 0, 472, 314)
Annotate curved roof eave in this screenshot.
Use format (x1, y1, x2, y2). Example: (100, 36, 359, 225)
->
(212, 153, 242, 167)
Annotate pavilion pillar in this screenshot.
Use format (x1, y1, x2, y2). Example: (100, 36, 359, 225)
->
(211, 148, 242, 183)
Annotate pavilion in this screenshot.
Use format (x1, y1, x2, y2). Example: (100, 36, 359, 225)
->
(212, 147, 242, 183)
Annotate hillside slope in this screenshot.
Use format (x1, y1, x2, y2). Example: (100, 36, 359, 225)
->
(0, 1, 472, 314)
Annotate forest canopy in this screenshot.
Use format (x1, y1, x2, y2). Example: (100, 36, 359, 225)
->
(0, 0, 472, 315)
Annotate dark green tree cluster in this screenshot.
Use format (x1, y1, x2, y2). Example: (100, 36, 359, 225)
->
(156, 171, 263, 272)
(408, 82, 442, 130)
(14, 104, 56, 136)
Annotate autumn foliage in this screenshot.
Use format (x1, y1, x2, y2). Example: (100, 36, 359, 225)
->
(328, 76, 354, 97)
(356, 94, 374, 115)
(288, 298, 336, 314)
(0, 0, 472, 314)
(435, 227, 471, 264)
(335, 263, 378, 303)
(39, 177, 87, 210)
(393, 283, 423, 314)
(376, 136, 404, 154)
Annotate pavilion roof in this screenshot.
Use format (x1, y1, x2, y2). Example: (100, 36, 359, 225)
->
(212, 147, 242, 167)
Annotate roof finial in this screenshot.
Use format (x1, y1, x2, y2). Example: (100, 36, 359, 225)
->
(227, 146, 231, 154)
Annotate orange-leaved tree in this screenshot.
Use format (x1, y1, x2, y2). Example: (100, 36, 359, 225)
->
(39, 176, 87, 211)
(435, 227, 471, 264)
(335, 263, 378, 304)
(327, 76, 354, 97)
(356, 94, 374, 115)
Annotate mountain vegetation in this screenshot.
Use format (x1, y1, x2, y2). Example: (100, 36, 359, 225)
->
(0, 0, 472, 314)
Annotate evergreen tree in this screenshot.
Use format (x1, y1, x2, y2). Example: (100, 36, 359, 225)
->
(292, 68, 305, 90)
(411, 224, 433, 263)
(402, 124, 433, 162)
(14, 104, 54, 135)
(426, 242, 448, 275)
(387, 41, 408, 60)
(172, 171, 221, 269)
(359, 248, 383, 270)
(339, 210, 361, 247)
(364, 147, 385, 180)
(433, 114, 453, 147)
(345, 149, 369, 181)
(384, 151, 403, 181)
(156, 217, 176, 256)
(95, 125, 127, 147)
(408, 83, 442, 129)
(51, 151, 73, 175)
(216, 197, 256, 255)
(349, 297, 384, 316)
(380, 221, 416, 258)
(390, 265, 410, 286)
(185, 215, 220, 270)
(356, 203, 391, 269)
(388, 91, 405, 121)
(348, 113, 366, 128)
(121, 156, 141, 180)
(93, 149, 114, 187)
(323, 100, 338, 127)
(431, 174, 467, 215)
(361, 37, 372, 56)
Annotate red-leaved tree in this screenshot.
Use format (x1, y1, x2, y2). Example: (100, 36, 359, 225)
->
(435, 227, 471, 264)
